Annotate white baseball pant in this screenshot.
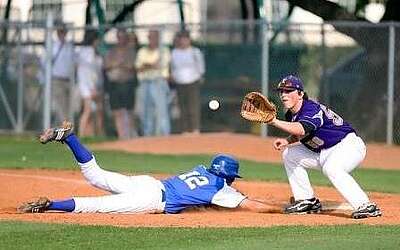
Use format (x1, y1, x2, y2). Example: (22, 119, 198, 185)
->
(282, 132, 370, 209)
(72, 157, 166, 213)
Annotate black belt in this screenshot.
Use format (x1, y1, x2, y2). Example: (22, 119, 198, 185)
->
(161, 189, 166, 202)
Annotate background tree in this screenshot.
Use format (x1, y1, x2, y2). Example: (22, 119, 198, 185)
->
(286, 0, 400, 142)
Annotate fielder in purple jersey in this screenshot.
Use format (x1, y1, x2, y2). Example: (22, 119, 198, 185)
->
(18, 122, 281, 215)
(269, 75, 381, 219)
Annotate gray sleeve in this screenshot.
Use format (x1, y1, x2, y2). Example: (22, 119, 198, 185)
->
(211, 184, 247, 208)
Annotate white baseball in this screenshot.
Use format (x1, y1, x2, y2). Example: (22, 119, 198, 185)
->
(208, 100, 220, 111)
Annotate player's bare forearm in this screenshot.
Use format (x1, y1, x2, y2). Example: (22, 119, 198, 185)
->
(270, 119, 305, 136)
(239, 198, 282, 213)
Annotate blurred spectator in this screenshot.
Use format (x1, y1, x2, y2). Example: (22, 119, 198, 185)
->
(128, 31, 139, 51)
(127, 31, 140, 137)
(40, 23, 75, 125)
(135, 30, 171, 136)
(170, 30, 205, 134)
(76, 30, 104, 136)
(104, 28, 136, 139)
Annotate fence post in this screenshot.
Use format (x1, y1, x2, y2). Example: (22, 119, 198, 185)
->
(261, 20, 269, 137)
(43, 12, 54, 130)
(386, 23, 395, 145)
(16, 25, 24, 133)
(321, 23, 328, 103)
(69, 26, 75, 123)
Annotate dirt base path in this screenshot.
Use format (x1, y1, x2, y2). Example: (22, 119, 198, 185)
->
(0, 169, 399, 227)
(1, 133, 399, 227)
(92, 133, 400, 170)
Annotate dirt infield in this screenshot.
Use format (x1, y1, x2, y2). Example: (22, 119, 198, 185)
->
(91, 133, 400, 170)
(1, 133, 400, 227)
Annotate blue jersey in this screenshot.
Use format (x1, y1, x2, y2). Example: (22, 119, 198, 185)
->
(161, 166, 246, 214)
(285, 99, 355, 152)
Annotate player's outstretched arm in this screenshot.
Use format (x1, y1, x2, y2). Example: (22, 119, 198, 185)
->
(238, 198, 282, 213)
(269, 119, 305, 136)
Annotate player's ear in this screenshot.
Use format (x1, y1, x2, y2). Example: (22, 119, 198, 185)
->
(297, 91, 304, 99)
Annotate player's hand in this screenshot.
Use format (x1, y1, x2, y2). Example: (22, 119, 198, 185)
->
(273, 138, 289, 151)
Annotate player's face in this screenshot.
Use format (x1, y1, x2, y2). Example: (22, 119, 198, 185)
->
(279, 89, 302, 110)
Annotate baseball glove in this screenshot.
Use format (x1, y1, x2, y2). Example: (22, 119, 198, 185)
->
(240, 92, 277, 123)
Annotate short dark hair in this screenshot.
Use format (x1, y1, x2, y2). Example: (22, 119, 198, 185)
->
(55, 21, 67, 32)
(177, 30, 190, 39)
(301, 91, 309, 100)
(117, 27, 127, 33)
(82, 30, 98, 45)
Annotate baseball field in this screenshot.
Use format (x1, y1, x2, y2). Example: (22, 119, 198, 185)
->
(1, 133, 400, 249)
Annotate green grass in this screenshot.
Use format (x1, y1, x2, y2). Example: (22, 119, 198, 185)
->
(1, 135, 399, 193)
(1, 136, 399, 249)
(0, 137, 400, 193)
(0, 221, 399, 250)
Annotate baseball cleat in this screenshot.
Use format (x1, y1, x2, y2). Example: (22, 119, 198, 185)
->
(351, 202, 382, 219)
(39, 121, 73, 144)
(284, 197, 322, 214)
(18, 197, 51, 213)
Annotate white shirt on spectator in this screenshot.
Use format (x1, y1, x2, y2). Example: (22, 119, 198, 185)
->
(51, 39, 75, 79)
(77, 46, 103, 98)
(171, 47, 205, 84)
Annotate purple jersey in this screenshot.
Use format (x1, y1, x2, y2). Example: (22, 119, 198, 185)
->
(285, 99, 355, 152)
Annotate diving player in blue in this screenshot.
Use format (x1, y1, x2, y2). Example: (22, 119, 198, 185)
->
(162, 155, 244, 214)
(18, 122, 281, 214)
(269, 75, 382, 219)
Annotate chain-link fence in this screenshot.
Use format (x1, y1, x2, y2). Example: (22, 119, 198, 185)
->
(0, 20, 399, 144)
(0, 22, 45, 132)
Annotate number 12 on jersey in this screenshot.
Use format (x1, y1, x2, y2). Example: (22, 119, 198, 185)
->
(179, 171, 209, 190)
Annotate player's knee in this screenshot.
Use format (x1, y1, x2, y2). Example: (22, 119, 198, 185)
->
(322, 165, 337, 178)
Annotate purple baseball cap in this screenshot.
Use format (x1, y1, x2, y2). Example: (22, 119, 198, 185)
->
(277, 75, 304, 91)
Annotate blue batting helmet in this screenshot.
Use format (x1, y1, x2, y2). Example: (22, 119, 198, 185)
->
(207, 154, 242, 180)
